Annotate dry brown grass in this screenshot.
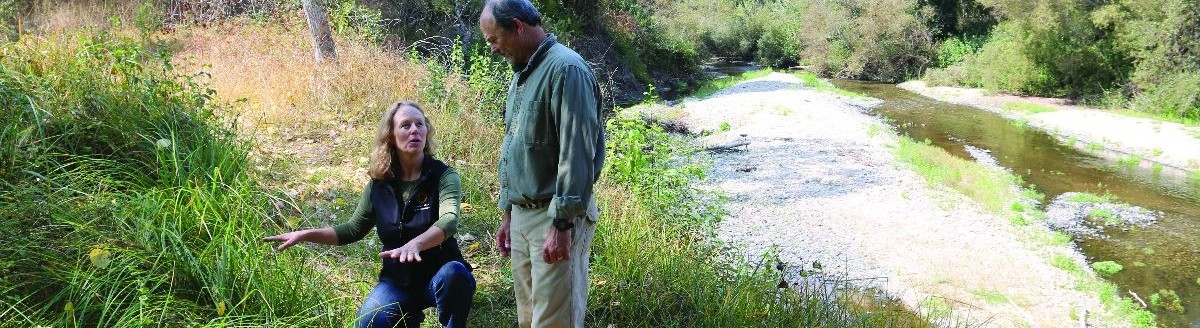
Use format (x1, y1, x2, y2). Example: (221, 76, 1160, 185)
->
(167, 14, 424, 210)
(174, 14, 424, 133)
(164, 12, 505, 234)
(22, 1, 137, 33)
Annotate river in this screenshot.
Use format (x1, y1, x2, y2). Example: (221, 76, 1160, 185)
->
(832, 80, 1200, 328)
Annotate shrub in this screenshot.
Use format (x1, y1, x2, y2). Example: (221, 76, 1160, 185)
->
(797, 0, 933, 82)
(1132, 71, 1200, 121)
(935, 36, 983, 68)
(1102, 0, 1200, 120)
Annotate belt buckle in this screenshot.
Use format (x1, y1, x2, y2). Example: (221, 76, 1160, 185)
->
(518, 199, 549, 209)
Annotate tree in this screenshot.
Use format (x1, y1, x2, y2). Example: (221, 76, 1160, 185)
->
(302, 0, 338, 65)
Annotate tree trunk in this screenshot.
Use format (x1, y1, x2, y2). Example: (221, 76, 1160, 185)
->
(301, 0, 337, 65)
(454, 0, 472, 73)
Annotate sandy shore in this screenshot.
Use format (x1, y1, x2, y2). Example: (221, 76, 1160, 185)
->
(645, 73, 1130, 327)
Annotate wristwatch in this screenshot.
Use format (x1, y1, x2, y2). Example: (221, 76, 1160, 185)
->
(552, 218, 574, 231)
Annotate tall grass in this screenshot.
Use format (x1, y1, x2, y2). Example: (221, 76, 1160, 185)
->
(792, 71, 865, 98)
(690, 69, 773, 99)
(0, 29, 351, 326)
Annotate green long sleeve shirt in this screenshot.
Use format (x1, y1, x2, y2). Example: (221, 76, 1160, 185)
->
(497, 35, 605, 221)
(333, 169, 462, 245)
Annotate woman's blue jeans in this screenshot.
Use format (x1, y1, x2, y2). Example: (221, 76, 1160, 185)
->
(354, 261, 476, 328)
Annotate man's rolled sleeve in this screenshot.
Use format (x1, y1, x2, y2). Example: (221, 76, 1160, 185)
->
(549, 65, 601, 220)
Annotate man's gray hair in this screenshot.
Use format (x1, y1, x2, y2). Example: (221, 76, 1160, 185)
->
(488, 0, 541, 31)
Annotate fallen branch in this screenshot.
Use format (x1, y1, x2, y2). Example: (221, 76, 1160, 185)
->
(1128, 290, 1147, 308)
(705, 139, 750, 152)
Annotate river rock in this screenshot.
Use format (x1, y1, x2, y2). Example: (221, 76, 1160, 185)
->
(1044, 192, 1157, 237)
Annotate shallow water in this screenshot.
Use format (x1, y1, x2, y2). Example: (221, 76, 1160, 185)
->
(831, 80, 1200, 328)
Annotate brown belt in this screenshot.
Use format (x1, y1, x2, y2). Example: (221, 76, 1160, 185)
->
(514, 199, 551, 209)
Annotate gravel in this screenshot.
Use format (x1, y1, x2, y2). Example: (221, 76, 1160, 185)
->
(1044, 192, 1158, 237)
(652, 73, 1124, 328)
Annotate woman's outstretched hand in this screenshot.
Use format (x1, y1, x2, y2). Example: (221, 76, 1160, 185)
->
(262, 230, 308, 251)
(380, 244, 423, 263)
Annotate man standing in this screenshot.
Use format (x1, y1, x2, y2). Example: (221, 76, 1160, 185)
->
(479, 0, 604, 327)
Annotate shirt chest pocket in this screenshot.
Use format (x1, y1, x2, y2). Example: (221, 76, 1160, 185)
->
(516, 100, 552, 146)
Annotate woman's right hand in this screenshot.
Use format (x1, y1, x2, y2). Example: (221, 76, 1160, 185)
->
(262, 230, 309, 251)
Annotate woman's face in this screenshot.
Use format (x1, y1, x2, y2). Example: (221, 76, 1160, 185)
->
(391, 105, 428, 157)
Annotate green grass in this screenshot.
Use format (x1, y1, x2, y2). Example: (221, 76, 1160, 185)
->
(1069, 192, 1116, 204)
(792, 72, 865, 98)
(1052, 254, 1083, 273)
(1088, 208, 1120, 225)
(1116, 155, 1141, 168)
(1002, 102, 1057, 114)
(773, 105, 793, 116)
(690, 69, 774, 99)
(0, 31, 347, 326)
(867, 124, 882, 137)
(1114, 108, 1200, 127)
(892, 136, 1156, 328)
(973, 289, 1008, 305)
(895, 137, 1016, 213)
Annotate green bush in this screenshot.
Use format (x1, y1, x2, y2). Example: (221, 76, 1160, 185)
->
(1133, 71, 1200, 121)
(753, 2, 805, 68)
(328, 0, 384, 43)
(797, 0, 933, 82)
(935, 36, 983, 68)
(1101, 0, 1200, 120)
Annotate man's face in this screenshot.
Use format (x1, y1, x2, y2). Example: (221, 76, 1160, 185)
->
(480, 10, 521, 65)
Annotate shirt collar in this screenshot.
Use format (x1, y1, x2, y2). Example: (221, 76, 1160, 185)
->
(513, 34, 557, 74)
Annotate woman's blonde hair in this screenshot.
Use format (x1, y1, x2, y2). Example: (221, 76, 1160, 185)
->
(368, 101, 436, 179)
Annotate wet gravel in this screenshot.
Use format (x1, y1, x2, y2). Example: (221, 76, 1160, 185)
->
(1044, 192, 1158, 237)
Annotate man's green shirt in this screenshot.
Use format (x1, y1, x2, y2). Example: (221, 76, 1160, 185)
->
(498, 35, 604, 221)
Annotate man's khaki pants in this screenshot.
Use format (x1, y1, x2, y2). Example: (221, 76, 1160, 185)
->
(510, 199, 598, 328)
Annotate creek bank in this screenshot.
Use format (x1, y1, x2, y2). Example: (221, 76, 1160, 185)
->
(637, 73, 1130, 327)
(898, 81, 1200, 175)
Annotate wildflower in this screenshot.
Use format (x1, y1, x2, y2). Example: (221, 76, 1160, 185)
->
(88, 248, 111, 269)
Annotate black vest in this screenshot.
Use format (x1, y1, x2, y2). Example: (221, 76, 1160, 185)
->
(370, 157, 469, 287)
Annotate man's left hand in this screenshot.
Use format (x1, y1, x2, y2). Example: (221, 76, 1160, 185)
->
(542, 225, 572, 264)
